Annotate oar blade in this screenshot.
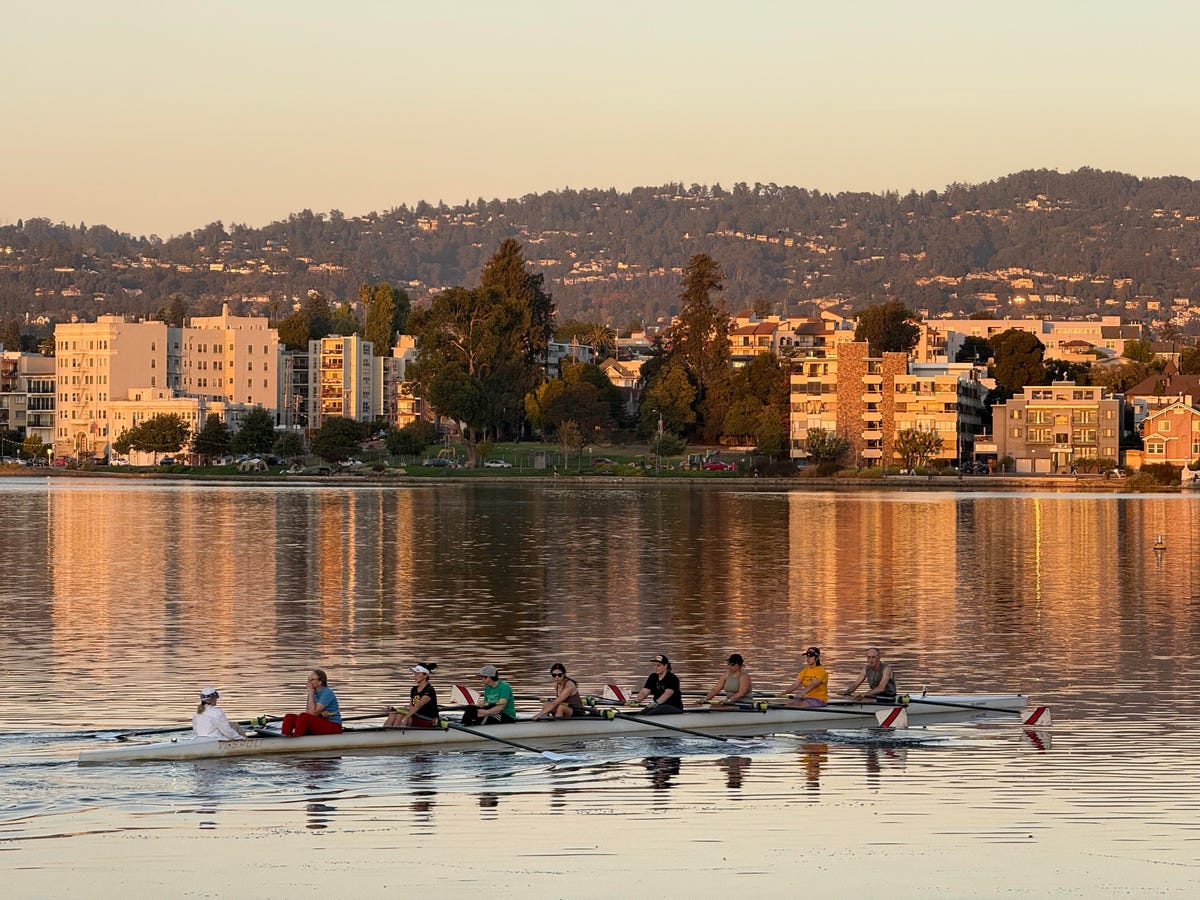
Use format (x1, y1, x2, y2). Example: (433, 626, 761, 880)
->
(1021, 706, 1052, 728)
(451, 684, 480, 706)
(875, 706, 909, 728)
(603, 683, 628, 704)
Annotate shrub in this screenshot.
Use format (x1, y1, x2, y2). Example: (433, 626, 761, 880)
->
(1139, 463, 1181, 486)
(813, 461, 842, 477)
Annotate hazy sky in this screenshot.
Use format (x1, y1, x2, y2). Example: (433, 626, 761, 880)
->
(4, 1, 1197, 237)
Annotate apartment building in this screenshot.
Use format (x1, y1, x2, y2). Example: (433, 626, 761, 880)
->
(309, 334, 376, 426)
(54, 310, 281, 460)
(1, 351, 55, 450)
(934, 315, 1143, 362)
(789, 341, 988, 466)
(54, 316, 171, 459)
(184, 304, 279, 410)
(992, 382, 1123, 473)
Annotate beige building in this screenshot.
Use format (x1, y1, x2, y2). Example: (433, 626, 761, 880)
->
(790, 341, 988, 467)
(1, 351, 56, 451)
(309, 334, 377, 426)
(934, 315, 1143, 362)
(992, 382, 1123, 473)
(54, 316, 171, 459)
(54, 309, 281, 460)
(184, 305, 279, 409)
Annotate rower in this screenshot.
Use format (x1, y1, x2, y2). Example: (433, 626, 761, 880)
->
(193, 687, 246, 741)
(631, 654, 684, 715)
(702, 653, 753, 705)
(534, 663, 584, 719)
(841, 647, 898, 704)
(386, 663, 440, 728)
(461, 665, 517, 726)
(782, 647, 829, 707)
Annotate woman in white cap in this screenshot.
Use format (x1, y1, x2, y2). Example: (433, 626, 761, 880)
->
(193, 687, 247, 741)
(385, 663, 440, 728)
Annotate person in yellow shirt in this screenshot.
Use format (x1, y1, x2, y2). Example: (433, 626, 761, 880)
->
(783, 647, 828, 707)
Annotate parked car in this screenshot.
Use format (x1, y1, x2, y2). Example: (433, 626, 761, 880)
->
(422, 457, 456, 467)
(109, 457, 130, 467)
(591, 457, 616, 467)
(159, 456, 176, 466)
(52, 457, 69, 467)
(483, 459, 512, 468)
(700, 459, 735, 471)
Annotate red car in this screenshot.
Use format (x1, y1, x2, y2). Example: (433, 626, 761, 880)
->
(700, 459, 735, 471)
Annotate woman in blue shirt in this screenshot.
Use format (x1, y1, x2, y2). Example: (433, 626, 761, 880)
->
(281, 668, 343, 736)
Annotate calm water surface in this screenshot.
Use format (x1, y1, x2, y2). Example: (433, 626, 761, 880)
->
(1, 479, 1198, 897)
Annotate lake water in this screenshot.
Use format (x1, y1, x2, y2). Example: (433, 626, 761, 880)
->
(1, 478, 1199, 897)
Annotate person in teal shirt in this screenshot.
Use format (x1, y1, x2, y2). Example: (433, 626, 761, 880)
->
(462, 665, 517, 726)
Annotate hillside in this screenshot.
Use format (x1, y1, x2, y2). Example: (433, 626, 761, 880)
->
(4, 168, 1200, 332)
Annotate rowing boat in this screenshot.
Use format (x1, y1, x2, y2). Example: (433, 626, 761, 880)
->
(77, 694, 1029, 764)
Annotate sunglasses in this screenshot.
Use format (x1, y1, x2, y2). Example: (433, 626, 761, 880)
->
(551, 672, 565, 677)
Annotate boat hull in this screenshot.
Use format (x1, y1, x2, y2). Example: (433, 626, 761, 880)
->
(78, 694, 1028, 764)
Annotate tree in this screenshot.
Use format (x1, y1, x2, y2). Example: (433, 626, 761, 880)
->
(409, 284, 535, 463)
(361, 282, 411, 355)
(524, 378, 566, 435)
(191, 413, 232, 463)
(273, 431, 305, 460)
(854, 301, 920, 354)
(0, 318, 21, 351)
(21, 434, 45, 462)
(387, 419, 437, 456)
(310, 416, 365, 462)
(232, 407, 276, 454)
(803, 427, 850, 465)
(329, 302, 360, 337)
(639, 360, 696, 437)
(1044, 358, 1092, 385)
(1122, 339, 1155, 363)
(1180, 346, 1200, 375)
(479, 239, 555, 413)
(114, 413, 190, 460)
(990, 329, 1046, 394)
(955, 335, 993, 364)
(558, 419, 582, 466)
(893, 428, 945, 470)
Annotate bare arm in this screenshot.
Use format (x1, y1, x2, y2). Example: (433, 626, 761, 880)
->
(862, 665, 895, 697)
(842, 670, 866, 696)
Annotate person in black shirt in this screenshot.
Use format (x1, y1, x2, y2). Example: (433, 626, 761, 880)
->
(385, 663, 440, 727)
(631, 654, 683, 715)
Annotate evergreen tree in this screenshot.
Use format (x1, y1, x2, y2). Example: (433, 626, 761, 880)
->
(990, 329, 1046, 394)
(854, 301, 921, 354)
(232, 407, 276, 454)
(480, 239, 555, 405)
(191, 413, 232, 463)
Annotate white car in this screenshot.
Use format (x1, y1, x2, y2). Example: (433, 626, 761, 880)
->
(109, 457, 130, 467)
(483, 459, 512, 468)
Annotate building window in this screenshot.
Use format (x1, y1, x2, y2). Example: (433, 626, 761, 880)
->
(1159, 420, 1170, 433)
(1147, 441, 1165, 455)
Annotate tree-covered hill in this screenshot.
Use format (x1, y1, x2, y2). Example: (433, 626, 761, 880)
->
(4, 167, 1200, 330)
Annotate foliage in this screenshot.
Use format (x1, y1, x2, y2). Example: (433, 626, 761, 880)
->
(232, 407, 276, 454)
(1091, 360, 1155, 394)
(1138, 462, 1181, 486)
(853, 301, 921, 354)
(1, 317, 23, 351)
(893, 428, 945, 469)
(1044, 358, 1093, 384)
(114, 413, 190, 458)
(998, 455, 1015, 473)
(721, 353, 788, 452)
(990, 328, 1046, 393)
(1122, 339, 1155, 363)
(386, 419, 438, 456)
(803, 427, 850, 465)
(310, 416, 366, 462)
(273, 431, 305, 460)
(479, 239, 554, 411)
(658, 254, 731, 441)
(360, 282, 410, 355)
(652, 431, 686, 457)
(955, 335, 993, 364)
(329, 301, 360, 337)
(1180, 346, 1200, 375)
(276, 292, 334, 350)
(191, 413, 232, 462)
(21, 434, 46, 461)
(638, 360, 696, 437)
(558, 420, 582, 461)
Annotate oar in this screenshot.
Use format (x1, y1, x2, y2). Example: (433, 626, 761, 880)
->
(592, 707, 765, 748)
(437, 718, 582, 763)
(730, 699, 908, 727)
(108, 715, 275, 741)
(901, 696, 1051, 726)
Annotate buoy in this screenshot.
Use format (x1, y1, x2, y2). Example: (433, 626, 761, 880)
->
(1153, 534, 1166, 551)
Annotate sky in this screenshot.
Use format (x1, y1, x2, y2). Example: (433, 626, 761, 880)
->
(3, 1, 1198, 238)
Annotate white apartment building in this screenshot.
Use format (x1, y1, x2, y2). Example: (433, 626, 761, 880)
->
(933, 315, 1143, 362)
(309, 334, 377, 426)
(54, 309, 281, 460)
(184, 304, 279, 410)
